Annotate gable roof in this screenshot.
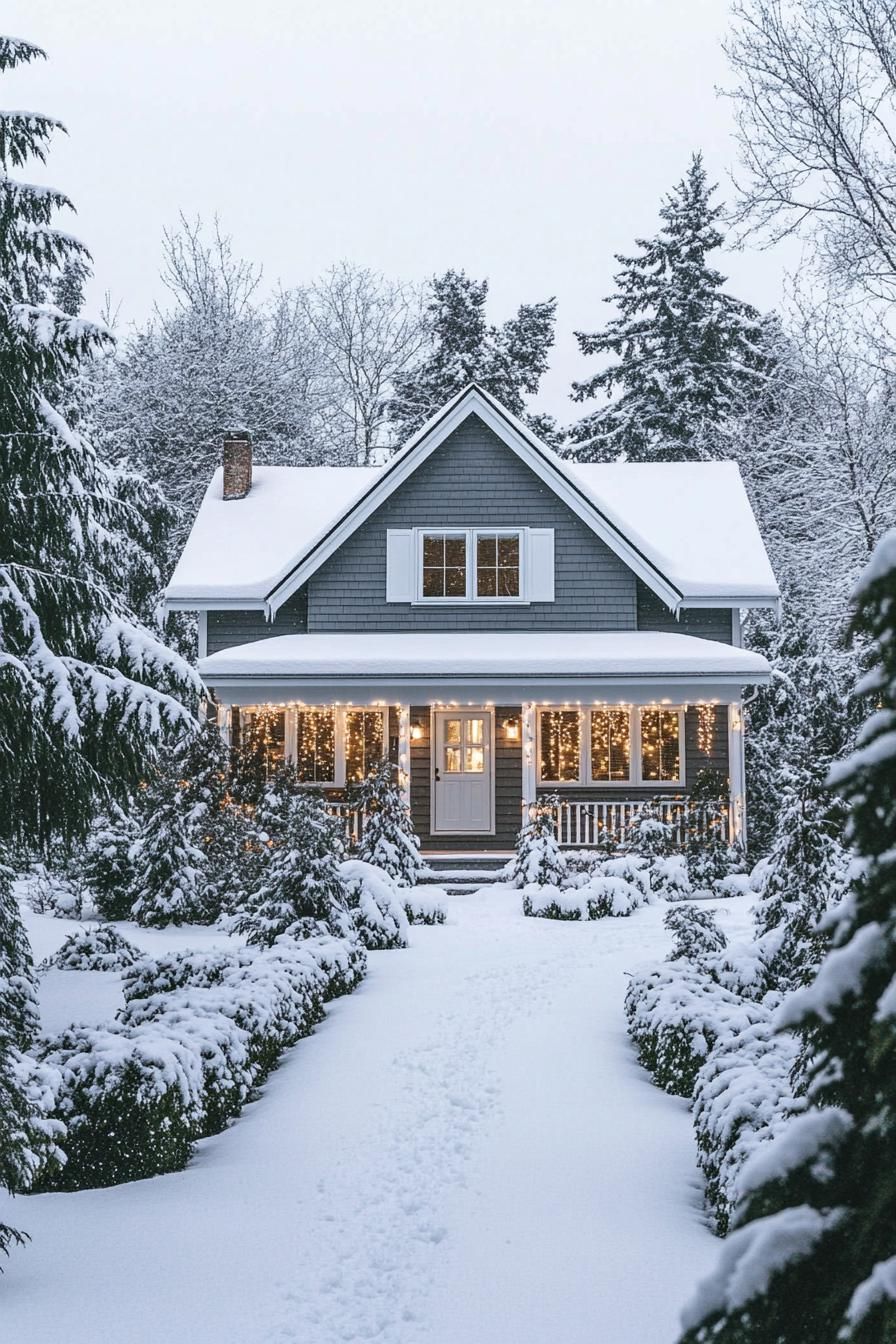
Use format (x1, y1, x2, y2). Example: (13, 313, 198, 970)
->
(165, 384, 780, 613)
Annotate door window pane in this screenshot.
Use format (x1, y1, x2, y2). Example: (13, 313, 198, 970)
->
(476, 532, 520, 598)
(464, 746, 485, 773)
(295, 709, 337, 783)
(640, 709, 681, 782)
(445, 746, 462, 773)
(590, 709, 631, 782)
(344, 710, 385, 783)
(422, 533, 467, 598)
(444, 718, 461, 744)
(467, 717, 484, 745)
(539, 710, 580, 782)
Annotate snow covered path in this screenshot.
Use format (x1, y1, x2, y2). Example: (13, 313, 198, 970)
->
(1, 888, 740, 1344)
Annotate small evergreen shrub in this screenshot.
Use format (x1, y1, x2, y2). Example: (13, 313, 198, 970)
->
(512, 797, 568, 887)
(40, 925, 141, 972)
(403, 889, 448, 925)
(664, 905, 727, 963)
(339, 859, 409, 950)
(651, 853, 693, 901)
(23, 859, 87, 920)
(38, 1024, 203, 1190)
(522, 870, 645, 919)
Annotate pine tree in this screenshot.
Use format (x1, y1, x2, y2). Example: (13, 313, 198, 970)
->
(235, 788, 348, 945)
(82, 802, 139, 921)
(512, 797, 568, 887)
(0, 850, 39, 1261)
(390, 269, 557, 441)
(679, 529, 896, 1344)
(570, 154, 765, 462)
(129, 746, 206, 928)
(350, 759, 423, 887)
(0, 37, 199, 848)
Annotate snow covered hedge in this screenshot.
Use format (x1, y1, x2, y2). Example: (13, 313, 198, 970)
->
(403, 887, 448, 925)
(624, 962, 768, 1097)
(692, 1018, 803, 1235)
(37, 932, 367, 1191)
(523, 855, 653, 920)
(39, 925, 141, 972)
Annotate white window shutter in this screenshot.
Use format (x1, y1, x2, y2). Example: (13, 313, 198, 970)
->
(386, 529, 415, 602)
(528, 528, 555, 602)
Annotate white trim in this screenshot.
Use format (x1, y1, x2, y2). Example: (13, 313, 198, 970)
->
(197, 610, 208, 660)
(522, 701, 537, 812)
(535, 704, 686, 789)
(728, 701, 747, 846)
(430, 706, 496, 836)
(413, 526, 529, 604)
(397, 704, 411, 806)
(165, 598, 268, 611)
(731, 609, 743, 647)
(264, 385, 685, 616)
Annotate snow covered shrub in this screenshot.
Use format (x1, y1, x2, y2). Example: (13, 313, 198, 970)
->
(521, 884, 584, 920)
(5, 1051, 67, 1193)
(129, 743, 207, 928)
(625, 803, 673, 860)
(601, 854, 653, 901)
(403, 889, 448, 925)
(651, 853, 694, 901)
(665, 905, 727, 963)
(512, 796, 568, 887)
(82, 804, 138, 921)
(349, 759, 424, 887)
(624, 963, 767, 1098)
(692, 1018, 803, 1236)
(234, 788, 349, 945)
(339, 860, 410, 950)
(119, 991, 255, 1134)
(23, 859, 86, 919)
(40, 925, 142, 972)
(38, 1023, 204, 1190)
(523, 870, 645, 919)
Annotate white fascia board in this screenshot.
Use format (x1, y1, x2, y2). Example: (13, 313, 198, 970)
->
(203, 673, 769, 707)
(264, 386, 684, 616)
(163, 597, 268, 612)
(678, 595, 780, 611)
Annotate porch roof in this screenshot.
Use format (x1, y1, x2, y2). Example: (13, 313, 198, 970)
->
(199, 631, 770, 703)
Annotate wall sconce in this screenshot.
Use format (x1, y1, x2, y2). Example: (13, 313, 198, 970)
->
(410, 723, 424, 741)
(503, 716, 520, 741)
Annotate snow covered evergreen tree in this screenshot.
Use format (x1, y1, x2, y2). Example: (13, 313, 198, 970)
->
(390, 269, 558, 441)
(129, 744, 206, 928)
(570, 154, 765, 461)
(82, 803, 139, 921)
(512, 797, 568, 887)
(0, 36, 199, 848)
(0, 850, 39, 1261)
(235, 789, 349, 945)
(679, 529, 896, 1344)
(350, 759, 423, 887)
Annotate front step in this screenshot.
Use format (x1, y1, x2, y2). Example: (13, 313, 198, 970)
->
(419, 853, 512, 893)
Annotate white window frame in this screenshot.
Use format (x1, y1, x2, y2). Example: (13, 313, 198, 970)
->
(242, 705, 388, 787)
(414, 526, 529, 604)
(536, 706, 686, 788)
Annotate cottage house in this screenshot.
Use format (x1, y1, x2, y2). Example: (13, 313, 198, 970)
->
(165, 385, 778, 855)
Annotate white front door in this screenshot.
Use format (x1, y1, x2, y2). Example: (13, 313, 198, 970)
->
(432, 710, 493, 834)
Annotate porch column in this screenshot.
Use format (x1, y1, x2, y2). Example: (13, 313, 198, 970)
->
(521, 701, 537, 825)
(216, 702, 232, 749)
(397, 703, 411, 807)
(284, 707, 297, 764)
(727, 701, 746, 847)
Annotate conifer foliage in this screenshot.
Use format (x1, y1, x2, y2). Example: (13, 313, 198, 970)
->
(680, 529, 896, 1344)
(0, 852, 39, 1261)
(390, 269, 558, 441)
(571, 154, 765, 461)
(350, 759, 423, 887)
(0, 37, 199, 847)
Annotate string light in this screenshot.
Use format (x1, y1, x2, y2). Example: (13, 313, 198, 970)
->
(697, 702, 715, 755)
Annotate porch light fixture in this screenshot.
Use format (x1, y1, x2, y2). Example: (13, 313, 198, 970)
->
(503, 715, 520, 741)
(410, 723, 424, 741)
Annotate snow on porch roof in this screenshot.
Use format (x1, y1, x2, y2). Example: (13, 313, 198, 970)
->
(199, 631, 771, 683)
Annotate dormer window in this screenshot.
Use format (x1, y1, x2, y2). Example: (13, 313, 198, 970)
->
(422, 532, 467, 598)
(416, 527, 525, 602)
(476, 533, 520, 598)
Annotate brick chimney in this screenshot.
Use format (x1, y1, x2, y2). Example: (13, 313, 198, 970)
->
(222, 432, 252, 500)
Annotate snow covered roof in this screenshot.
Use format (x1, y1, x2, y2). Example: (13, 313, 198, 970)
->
(167, 465, 379, 602)
(564, 460, 778, 602)
(166, 385, 779, 611)
(200, 630, 770, 684)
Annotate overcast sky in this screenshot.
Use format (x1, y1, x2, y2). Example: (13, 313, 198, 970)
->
(8, 0, 797, 420)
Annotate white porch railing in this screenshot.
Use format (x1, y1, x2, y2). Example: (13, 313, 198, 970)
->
(549, 798, 730, 849)
(328, 802, 366, 846)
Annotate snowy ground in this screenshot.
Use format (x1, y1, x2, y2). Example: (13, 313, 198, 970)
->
(1, 890, 753, 1344)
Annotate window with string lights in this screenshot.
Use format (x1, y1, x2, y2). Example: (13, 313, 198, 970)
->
(537, 706, 686, 787)
(241, 705, 388, 789)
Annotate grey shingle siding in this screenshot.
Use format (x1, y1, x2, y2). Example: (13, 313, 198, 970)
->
(636, 581, 733, 643)
(307, 415, 638, 632)
(205, 588, 307, 654)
